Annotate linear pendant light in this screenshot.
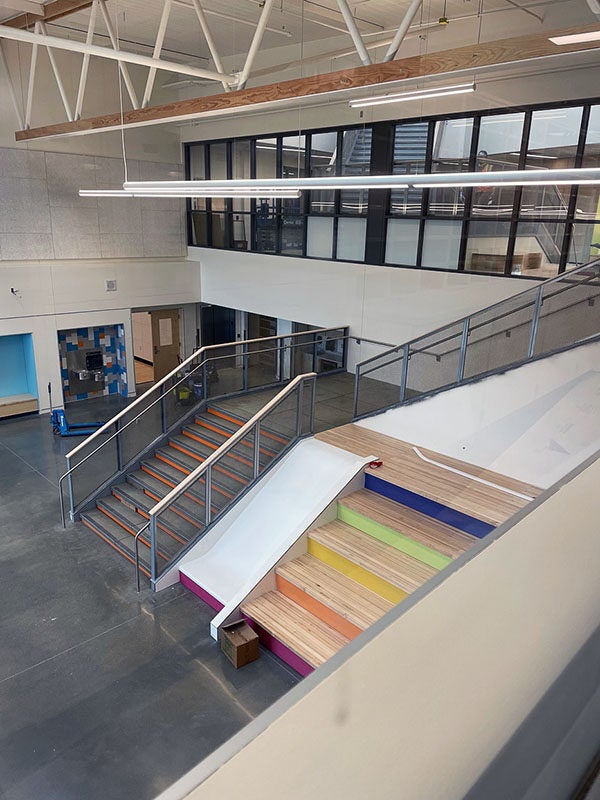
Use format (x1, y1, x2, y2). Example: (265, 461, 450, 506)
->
(348, 82, 476, 108)
(79, 188, 302, 198)
(549, 30, 600, 45)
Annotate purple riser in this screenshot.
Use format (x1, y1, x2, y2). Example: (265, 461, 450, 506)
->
(179, 571, 224, 611)
(242, 615, 314, 677)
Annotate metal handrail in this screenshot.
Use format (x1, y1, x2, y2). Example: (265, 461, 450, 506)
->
(65, 325, 345, 460)
(134, 522, 150, 593)
(356, 259, 600, 371)
(147, 373, 316, 585)
(150, 372, 315, 519)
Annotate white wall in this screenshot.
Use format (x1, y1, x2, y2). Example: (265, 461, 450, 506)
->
(161, 453, 600, 800)
(0, 257, 200, 411)
(189, 247, 530, 366)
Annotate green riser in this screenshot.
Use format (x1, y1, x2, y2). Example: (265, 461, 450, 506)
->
(337, 504, 452, 571)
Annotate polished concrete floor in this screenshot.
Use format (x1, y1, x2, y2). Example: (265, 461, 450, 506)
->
(0, 403, 299, 800)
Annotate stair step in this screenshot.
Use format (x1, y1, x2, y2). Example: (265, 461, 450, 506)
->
(112, 483, 201, 542)
(128, 470, 227, 516)
(96, 496, 176, 560)
(276, 554, 393, 638)
(81, 509, 151, 575)
(242, 591, 350, 669)
(207, 406, 290, 451)
(154, 447, 249, 494)
(170, 433, 256, 478)
(338, 489, 477, 567)
(308, 520, 438, 603)
(140, 457, 234, 506)
(183, 423, 278, 465)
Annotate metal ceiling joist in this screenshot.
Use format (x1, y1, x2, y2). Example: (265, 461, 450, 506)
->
(97, 0, 139, 109)
(0, 41, 23, 127)
(0, 22, 238, 83)
(141, 0, 173, 107)
(74, 0, 98, 119)
(383, 0, 423, 62)
(13, 23, 600, 141)
(236, 0, 275, 90)
(335, 0, 372, 65)
(188, 0, 230, 91)
(3, 0, 94, 30)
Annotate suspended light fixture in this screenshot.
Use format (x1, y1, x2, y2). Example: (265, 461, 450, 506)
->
(549, 30, 600, 45)
(348, 82, 476, 108)
(79, 187, 302, 198)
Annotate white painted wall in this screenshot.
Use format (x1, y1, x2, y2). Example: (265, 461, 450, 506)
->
(188, 246, 530, 367)
(160, 453, 600, 800)
(0, 257, 200, 411)
(359, 341, 600, 489)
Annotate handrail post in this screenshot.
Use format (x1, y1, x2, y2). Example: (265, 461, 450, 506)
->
(205, 464, 212, 526)
(312, 333, 318, 373)
(278, 336, 285, 382)
(115, 418, 123, 470)
(457, 317, 470, 383)
(400, 344, 409, 403)
(66, 456, 75, 522)
(353, 364, 360, 419)
(528, 285, 544, 358)
(242, 344, 248, 391)
(202, 360, 207, 401)
(296, 380, 304, 437)
(149, 514, 157, 587)
(308, 376, 316, 434)
(253, 422, 261, 479)
(160, 383, 167, 434)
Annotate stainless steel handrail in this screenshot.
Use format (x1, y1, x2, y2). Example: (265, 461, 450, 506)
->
(355, 259, 600, 371)
(147, 373, 316, 585)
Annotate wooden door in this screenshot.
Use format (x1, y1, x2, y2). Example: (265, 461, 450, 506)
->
(150, 309, 181, 381)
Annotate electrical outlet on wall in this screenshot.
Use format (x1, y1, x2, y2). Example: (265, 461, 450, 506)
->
(105, 279, 117, 292)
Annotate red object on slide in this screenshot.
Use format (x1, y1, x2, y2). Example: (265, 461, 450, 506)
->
(368, 460, 383, 469)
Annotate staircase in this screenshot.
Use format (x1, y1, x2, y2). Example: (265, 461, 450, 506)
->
(81, 405, 288, 576)
(241, 427, 541, 676)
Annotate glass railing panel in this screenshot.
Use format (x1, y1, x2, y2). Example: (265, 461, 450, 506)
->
(289, 334, 316, 379)
(355, 349, 403, 417)
(246, 339, 280, 388)
(69, 422, 119, 508)
(258, 385, 301, 443)
(119, 390, 163, 468)
(463, 292, 536, 379)
(405, 323, 464, 399)
(315, 328, 346, 374)
(153, 476, 207, 581)
(533, 262, 600, 355)
(205, 350, 242, 398)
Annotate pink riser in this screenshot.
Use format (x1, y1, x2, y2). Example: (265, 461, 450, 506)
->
(179, 572, 224, 611)
(242, 615, 314, 677)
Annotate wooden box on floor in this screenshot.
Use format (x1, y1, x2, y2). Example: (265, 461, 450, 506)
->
(220, 621, 259, 668)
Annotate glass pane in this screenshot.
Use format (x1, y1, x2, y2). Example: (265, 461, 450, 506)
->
(405, 323, 464, 399)
(282, 134, 306, 219)
(255, 137, 278, 205)
(70, 425, 119, 509)
(210, 346, 243, 396)
(472, 112, 524, 217)
(463, 294, 536, 380)
(281, 215, 303, 255)
(247, 338, 279, 388)
(429, 117, 473, 216)
(421, 220, 462, 269)
(340, 127, 371, 215)
(355, 348, 403, 417)
(189, 144, 206, 211)
(289, 333, 315, 379)
(211, 212, 226, 248)
(390, 122, 428, 215)
(231, 213, 249, 250)
(253, 202, 278, 253)
(576, 105, 600, 221)
(521, 107, 583, 218)
(534, 263, 600, 355)
(209, 142, 227, 179)
(336, 217, 366, 261)
(465, 220, 511, 273)
(385, 218, 419, 266)
(310, 131, 337, 213)
(232, 140, 251, 213)
(120, 393, 163, 467)
(568, 222, 600, 267)
(514, 221, 565, 277)
(307, 216, 333, 258)
(190, 211, 209, 246)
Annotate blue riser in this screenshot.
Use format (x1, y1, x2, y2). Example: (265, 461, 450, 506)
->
(364, 473, 494, 539)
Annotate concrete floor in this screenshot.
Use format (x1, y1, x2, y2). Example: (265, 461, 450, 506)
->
(0, 401, 299, 800)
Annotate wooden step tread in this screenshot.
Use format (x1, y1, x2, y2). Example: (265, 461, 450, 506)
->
(339, 489, 477, 559)
(277, 554, 393, 629)
(309, 520, 438, 594)
(316, 425, 542, 526)
(242, 591, 350, 668)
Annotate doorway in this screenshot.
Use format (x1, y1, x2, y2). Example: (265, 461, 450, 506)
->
(132, 308, 181, 387)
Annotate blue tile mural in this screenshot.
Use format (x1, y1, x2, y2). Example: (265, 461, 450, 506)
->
(58, 324, 128, 403)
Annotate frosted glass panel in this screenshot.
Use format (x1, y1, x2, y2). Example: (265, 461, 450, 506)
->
(421, 220, 462, 269)
(385, 219, 419, 265)
(307, 217, 334, 258)
(336, 218, 366, 261)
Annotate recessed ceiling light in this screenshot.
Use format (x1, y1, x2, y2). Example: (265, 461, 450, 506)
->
(549, 30, 600, 45)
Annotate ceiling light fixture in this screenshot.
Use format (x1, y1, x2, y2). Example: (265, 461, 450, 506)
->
(79, 188, 302, 198)
(549, 30, 600, 45)
(348, 82, 476, 108)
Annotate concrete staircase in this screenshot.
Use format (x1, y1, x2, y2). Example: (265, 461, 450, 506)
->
(81, 406, 288, 576)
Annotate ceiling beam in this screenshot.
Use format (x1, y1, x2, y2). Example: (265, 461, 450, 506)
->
(3, 0, 94, 29)
(14, 23, 600, 141)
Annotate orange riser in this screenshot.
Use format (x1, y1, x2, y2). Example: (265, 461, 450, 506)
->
(207, 408, 288, 446)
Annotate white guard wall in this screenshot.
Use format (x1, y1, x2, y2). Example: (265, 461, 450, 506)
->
(162, 453, 600, 800)
(0, 257, 200, 411)
(189, 247, 529, 364)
